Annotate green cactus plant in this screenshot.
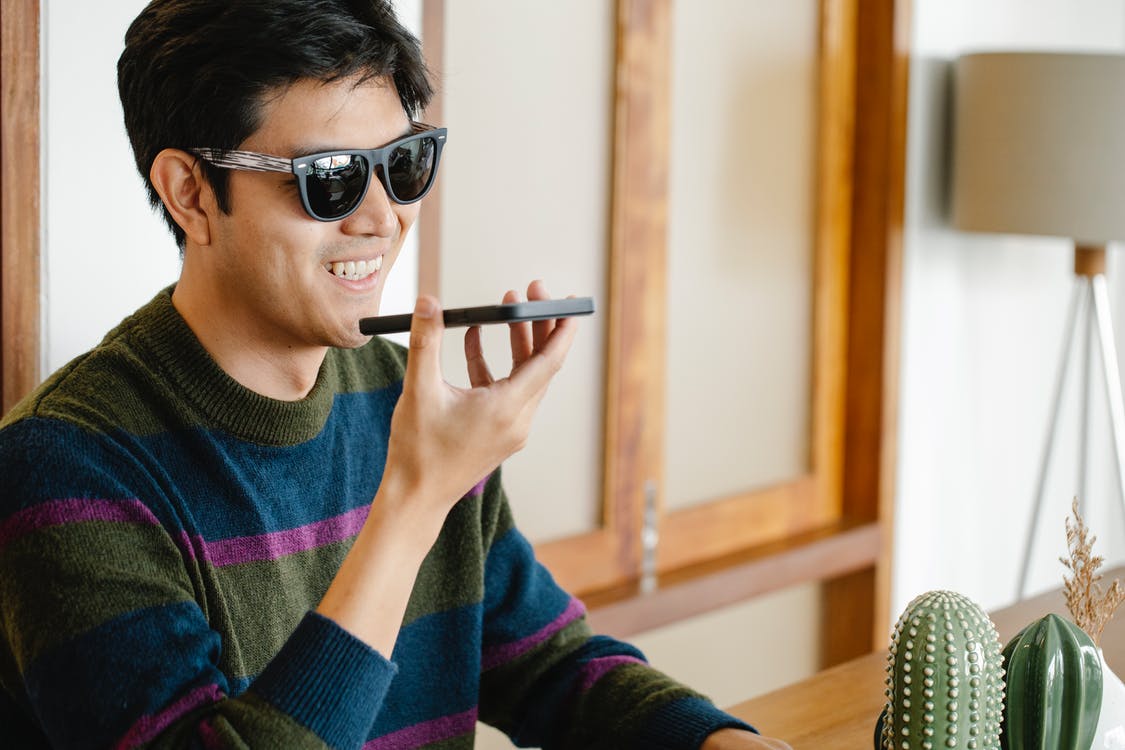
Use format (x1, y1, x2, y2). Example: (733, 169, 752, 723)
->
(1000, 613, 1102, 750)
(878, 590, 1006, 750)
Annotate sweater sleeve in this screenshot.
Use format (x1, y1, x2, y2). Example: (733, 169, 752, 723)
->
(476, 476, 757, 750)
(0, 417, 394, 750)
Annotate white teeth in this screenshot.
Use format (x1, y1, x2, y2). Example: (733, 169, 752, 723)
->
(326, 258, 382, 281)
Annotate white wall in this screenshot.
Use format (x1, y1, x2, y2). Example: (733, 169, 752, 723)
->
(42, 0, 422, 373)
(44, 0, 178, 372)
(894, 0, 1125, 621)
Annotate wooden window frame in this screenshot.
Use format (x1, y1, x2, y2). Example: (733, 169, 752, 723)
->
(1, 0, 41, 416)
(421, 0, 910, 666)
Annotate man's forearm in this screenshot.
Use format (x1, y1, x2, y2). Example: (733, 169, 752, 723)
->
(315, 479, 443, 656)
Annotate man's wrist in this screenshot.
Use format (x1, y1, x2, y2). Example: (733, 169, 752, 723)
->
(368, 468, 447, 549)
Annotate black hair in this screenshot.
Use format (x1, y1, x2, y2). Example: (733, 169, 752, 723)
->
(117, 0, 434, 248)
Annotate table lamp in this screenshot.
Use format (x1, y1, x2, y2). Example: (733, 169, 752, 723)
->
(950, 51, 1125, 599)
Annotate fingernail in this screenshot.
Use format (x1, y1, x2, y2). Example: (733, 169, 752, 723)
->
(415, 297, 436, 319)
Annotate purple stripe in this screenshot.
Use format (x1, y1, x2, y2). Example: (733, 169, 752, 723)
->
(197, 719, 224, 750)
(363, 708, 477, 749)
(481, 597, 586, 671)
(578, 655, 645, 693)
(174, 529, 200, 563)
(0, 498, 159, 549)
(114, 683, 224, 749)
(203, 505, 369, 567)
(0, 498, 369, 569)
(466, 475, 489, 498)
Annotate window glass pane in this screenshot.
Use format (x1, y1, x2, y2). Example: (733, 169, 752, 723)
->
(664, 0, 818, 510)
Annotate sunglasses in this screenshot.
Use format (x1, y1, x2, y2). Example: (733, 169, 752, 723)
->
(190, 122, 447, 222)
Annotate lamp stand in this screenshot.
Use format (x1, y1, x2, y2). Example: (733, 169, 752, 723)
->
(1017, 243, 1125, 599)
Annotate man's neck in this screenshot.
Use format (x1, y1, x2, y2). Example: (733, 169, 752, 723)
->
(171, 278, 327, 402)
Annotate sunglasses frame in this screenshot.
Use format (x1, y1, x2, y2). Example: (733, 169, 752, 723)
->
(190, 122, 447, 222)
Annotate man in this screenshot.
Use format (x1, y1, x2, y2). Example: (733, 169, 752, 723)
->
(0, 2, 790, 748)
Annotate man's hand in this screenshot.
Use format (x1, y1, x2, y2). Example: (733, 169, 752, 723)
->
(379, 279, 577, 523)
(701, 729, 793, 749)
(318, 280, 576, 655)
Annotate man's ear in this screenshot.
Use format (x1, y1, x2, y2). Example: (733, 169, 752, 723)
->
(150, 148, 214, 246)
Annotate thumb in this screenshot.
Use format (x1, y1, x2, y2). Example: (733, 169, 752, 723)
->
(405, 295, 443, 389)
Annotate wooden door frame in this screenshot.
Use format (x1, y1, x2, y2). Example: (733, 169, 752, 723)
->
(418, 0, 444, 298)
(821, 0, 911, 664)
(418, 0, 910, 665)
(1, 0, 41, 415)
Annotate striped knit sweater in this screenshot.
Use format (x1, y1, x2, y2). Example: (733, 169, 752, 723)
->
(0, 288, 754, 749)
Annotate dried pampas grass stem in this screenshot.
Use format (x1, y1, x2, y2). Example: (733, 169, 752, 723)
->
(1061, 498, 1125, 646)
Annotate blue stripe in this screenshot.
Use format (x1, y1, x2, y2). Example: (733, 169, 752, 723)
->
(0, 418, 147, 515)
(138, 388, 398, 539)
(254, 612, 393, 749)
(229, 674, 252, 696)
(225, 597, 483, 739)
(1, 387, 399, 543)
(22, 601, 228, 749)
(482, 527, 573, 652)
(369, 603, 483, 736)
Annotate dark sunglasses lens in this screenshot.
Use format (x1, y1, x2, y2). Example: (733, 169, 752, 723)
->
(387, 137, 436, 202)
(305, 153, 370, 219)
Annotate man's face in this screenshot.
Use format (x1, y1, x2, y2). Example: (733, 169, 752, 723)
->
(203, 75, 420, 350)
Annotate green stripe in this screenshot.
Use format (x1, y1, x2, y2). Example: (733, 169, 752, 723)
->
(330, 335, 407, 396)
(3, 289, 409, 442)
(481, 478, 515, 553)
(419, 731, 476, 750)
(205, 510, 490, 679)
(208, 540, 352, 677)
(13, 353, 192, 437)
(0, 521, 193, 669)
(206, 515, 487, 679)
(574, 664, 701, 744)
(404, 496, 487, 628)
(193, 485, 495, 678)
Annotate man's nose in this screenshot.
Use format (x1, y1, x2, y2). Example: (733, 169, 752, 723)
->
(341, 171, 397, 237)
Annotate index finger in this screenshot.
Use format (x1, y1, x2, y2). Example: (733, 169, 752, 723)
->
(403, 295, 445, 396)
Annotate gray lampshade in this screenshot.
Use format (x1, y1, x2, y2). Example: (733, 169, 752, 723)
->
(951, 52, 1125, 244)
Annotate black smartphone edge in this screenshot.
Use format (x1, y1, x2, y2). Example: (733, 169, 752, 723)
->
(358, 297, 595, 336)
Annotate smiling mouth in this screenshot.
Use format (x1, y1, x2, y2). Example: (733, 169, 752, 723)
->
(325, 256, 383, 281)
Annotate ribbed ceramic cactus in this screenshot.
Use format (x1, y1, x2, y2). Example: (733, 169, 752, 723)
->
(1000, 613, 1102, 750)
(878, 590, 1006, 750)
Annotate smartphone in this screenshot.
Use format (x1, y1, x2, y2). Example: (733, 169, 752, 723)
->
(359, 297, 595, 336)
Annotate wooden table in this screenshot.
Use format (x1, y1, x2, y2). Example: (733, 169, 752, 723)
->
(726, 574, 1125, 749)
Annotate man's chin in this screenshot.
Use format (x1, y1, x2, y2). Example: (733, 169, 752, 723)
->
(331, 329, 373, 350)
(330, 297, 383, 349)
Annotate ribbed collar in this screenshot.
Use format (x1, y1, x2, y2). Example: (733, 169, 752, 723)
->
(130, 287, 337, 446)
